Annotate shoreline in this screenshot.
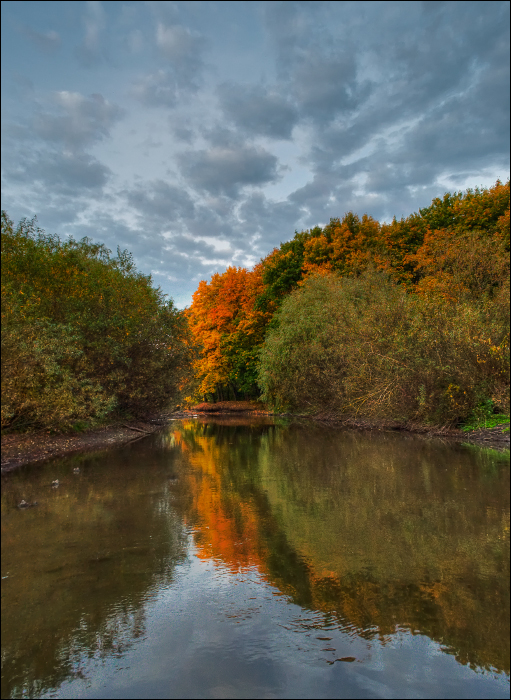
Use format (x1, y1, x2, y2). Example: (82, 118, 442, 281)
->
(1, 410, 509, 473)
(0, 418, 167, 473)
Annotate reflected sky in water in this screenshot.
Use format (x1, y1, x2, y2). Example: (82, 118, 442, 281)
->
(1, 419, 509, 699)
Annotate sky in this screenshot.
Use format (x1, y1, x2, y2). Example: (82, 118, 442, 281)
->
(1, 1, 509, 308)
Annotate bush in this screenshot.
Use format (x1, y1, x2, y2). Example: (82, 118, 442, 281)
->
(258, 270, 509, 425)
(1, 211, 195, 431)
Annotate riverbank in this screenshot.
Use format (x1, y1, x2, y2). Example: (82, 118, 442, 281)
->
(1, 406, 509, 472)
(188, 402, 510, 449)
(0, 418, 167, 473)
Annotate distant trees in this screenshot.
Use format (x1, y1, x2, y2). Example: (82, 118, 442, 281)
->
(4, 178, 508, 430)
(187, 264, 272, 401)
(1, 211, 194, 431)
(188, 180, 510, 424)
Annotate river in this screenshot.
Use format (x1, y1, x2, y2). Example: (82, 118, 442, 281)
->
(1, 418, 509, 699)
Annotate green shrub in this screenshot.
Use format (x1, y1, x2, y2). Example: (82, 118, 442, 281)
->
(1, 211, 195, 431)
(258, 270, 509, 425)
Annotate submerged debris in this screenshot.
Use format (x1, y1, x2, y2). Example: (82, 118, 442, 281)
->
(17, 500, 38, 509)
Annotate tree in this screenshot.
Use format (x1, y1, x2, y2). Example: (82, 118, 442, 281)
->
(1, 212, 194, 429)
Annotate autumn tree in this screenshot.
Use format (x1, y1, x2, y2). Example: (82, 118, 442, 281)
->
(187, 264, 272, 401)
(1, 212, 194, 430)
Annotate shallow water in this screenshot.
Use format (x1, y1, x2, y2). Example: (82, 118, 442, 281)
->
(1, 418, 509, 699)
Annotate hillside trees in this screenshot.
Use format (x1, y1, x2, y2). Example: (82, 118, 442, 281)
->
(1, 211, 194, 430)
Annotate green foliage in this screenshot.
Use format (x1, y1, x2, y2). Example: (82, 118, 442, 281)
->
(257, 232, 309, 310)
(460, 399, 510, 432)
(258, 270, 510, 425)
(221, 331, 261, 397)
(1, 211, 195, 431)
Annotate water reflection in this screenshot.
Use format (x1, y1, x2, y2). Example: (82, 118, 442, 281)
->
(1, 419, 509, 698)
(1, 443, 189, 698)
(172, 420, 510, 675)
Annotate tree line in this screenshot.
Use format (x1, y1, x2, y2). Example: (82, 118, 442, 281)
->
(188, 180, 509, 425)
(1, 179, 508, 431)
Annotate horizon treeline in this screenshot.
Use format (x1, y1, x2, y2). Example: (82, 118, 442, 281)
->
(1, 211, 194, 432)
(1, 179, 509, 432)
(188, 180, 509, 425)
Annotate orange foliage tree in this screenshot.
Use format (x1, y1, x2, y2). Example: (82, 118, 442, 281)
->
(187, 264, 272, 401)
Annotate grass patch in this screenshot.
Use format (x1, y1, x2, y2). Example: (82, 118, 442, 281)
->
(460, 414, 510, 432)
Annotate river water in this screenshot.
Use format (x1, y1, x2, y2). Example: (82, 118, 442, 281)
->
(1, 418, 509, 699)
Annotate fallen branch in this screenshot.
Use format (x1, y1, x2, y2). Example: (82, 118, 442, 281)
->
(121, 424, 152, 434)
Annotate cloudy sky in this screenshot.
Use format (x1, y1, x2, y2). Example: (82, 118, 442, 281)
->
(2, 1, 509, 307)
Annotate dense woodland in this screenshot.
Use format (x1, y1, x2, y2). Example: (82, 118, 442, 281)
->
(1, 179, 509, 431)
(188, 180, 509, 425)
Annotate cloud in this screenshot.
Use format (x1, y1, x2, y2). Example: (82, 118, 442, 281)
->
(5, 148, 111, 194)
(218, 83, 298, 140)
(131, 13, 207, 106)
(179, 145, 280, 197)
(156, 22, 205, 84)
(291, 52, 371, 124)
(33, 92, 125, 150)
(132, 70, 180, 107)
(24, 27, 61, 53)
(126, 180, 195, 222)
(156, 23, 200, 62)
(76, 0, 106, 67)
(237, 192, 306, 252)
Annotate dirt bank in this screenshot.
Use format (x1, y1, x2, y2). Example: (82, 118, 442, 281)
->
(304, 415, 510, 451)
(0, 418, 168, 473)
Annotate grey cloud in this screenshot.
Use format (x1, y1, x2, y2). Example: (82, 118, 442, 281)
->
(3, 139, 111, 195)
(156, 23, 200, 62)
(168, 234, 231, 258)
(179, 145, 280, 197)
(126, 180, 195, 222)
(29, 150, 111, 193)
(171, 124, 195, 143)
(24, 27, 61, 53)
(156, 22, 205, 85)
(34, 92, 124, 151)
(288, 171, 338, 210)
(200, 126, 243, 149)
(237, 193, 306, 253)
(291, 52, 370, 124)
(131, 20, 206, 104)
(218, 83, 298, 139)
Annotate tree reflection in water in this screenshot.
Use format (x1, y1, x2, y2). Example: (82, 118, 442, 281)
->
(174, 420, 510, 675)
(1, 419, 509, 699)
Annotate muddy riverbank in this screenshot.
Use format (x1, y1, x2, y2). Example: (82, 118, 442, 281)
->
(0, 419, 166, 473)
